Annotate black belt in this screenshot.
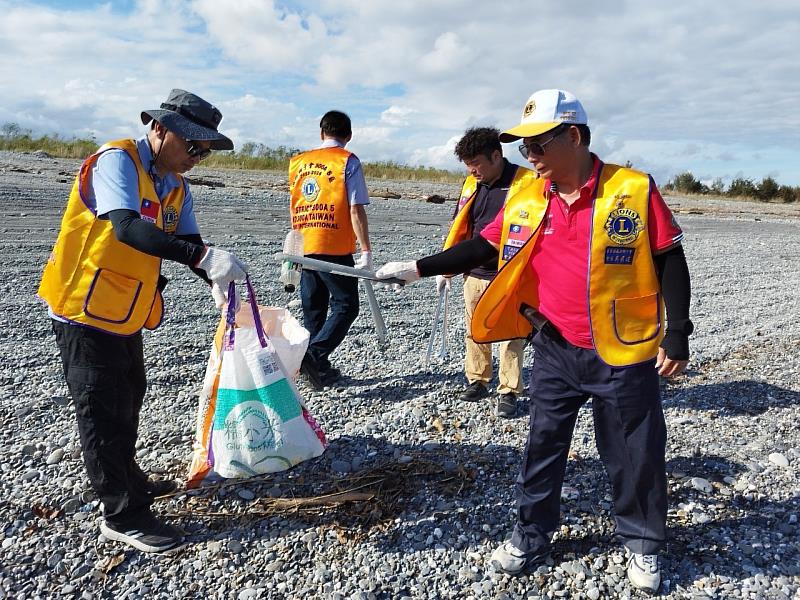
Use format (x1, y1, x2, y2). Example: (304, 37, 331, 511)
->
(519, 303, 564, 342)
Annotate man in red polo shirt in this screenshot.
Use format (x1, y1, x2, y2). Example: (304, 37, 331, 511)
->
(376, 89, 692, 593)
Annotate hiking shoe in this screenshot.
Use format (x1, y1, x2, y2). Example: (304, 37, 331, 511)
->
(460, 381, 488, 402)
(490, 540, 549, 575)
(145, 478, 179, 497)
(496, 393, 518, 418)
(321, 367, 341, 385)
(626, 550, 661, 593)
(101, 512, 185, 553)
(300, 355, 324, 390)
(130, 461, 178, 497)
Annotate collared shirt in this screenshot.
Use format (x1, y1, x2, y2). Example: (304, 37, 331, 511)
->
(458, 158, 518, 280)
(90, 135, 199, 235)
(480, 155, 683, 349)
(319, 138, 370, 206)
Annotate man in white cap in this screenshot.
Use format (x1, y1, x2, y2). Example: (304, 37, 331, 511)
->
(39, 89, 247, 553)
(376, 89, 692, 592)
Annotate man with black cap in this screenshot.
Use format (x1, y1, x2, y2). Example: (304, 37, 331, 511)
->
(38, 89, 247, 553)
(377, 89, 692, 592)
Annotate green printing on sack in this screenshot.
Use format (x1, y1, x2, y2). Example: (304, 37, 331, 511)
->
(214, 378, 300, 429)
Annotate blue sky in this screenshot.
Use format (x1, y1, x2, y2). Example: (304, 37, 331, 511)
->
(2, 0, 799, 186)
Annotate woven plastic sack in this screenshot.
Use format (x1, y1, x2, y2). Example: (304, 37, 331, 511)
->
(187, 278, 326, 486)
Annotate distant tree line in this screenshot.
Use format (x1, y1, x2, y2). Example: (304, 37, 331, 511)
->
(2, 123, 794, 195)
(662, 171, 797, 203)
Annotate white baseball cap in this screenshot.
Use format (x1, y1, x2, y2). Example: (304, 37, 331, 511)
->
(499, 89, 588, 143)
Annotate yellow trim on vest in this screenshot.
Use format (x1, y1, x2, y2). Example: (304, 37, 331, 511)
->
(38, 139, 185, 335)
(471, 163, 663, 367)
(289, 147, 356, 255)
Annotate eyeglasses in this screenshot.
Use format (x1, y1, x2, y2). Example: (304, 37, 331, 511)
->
(518, 125, 568, 159)
(185, 140, 212, 160)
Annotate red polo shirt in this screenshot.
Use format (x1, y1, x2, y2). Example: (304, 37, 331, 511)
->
(480, 156, 683, 349)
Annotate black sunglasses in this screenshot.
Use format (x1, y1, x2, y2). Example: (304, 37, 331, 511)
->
(518, 124, 569, 159)
(186, 140, 212, 160)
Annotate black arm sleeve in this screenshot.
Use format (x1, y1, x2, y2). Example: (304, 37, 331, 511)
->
(655, 244, 693, 360)
(176, 233, 213, 285)
(108, 209, 205, 266)
(416, 237, 499, 277)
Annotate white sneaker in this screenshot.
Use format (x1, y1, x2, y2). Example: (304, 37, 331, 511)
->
(626, 550, 661, 592)
(490, 541, 548, 575)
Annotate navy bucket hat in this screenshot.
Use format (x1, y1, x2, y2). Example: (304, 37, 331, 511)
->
(141, 89, 234, 150)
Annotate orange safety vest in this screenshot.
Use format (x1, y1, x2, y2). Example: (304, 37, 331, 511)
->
(443, 166, 539, 250)
(472, 162, 664, 367)
(289, 147, 356, 255)
(38, 139, 186, 335)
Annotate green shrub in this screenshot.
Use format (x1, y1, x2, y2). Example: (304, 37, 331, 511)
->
(727, 177, 758, 198)
(709, 178, 726, 195)
(778, 185, 797, 203)
(756, 176, 780, 201)
(670, 172, 706, 194)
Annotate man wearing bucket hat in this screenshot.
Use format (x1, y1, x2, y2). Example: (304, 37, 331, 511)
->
(377, 89, 692, 592)
(38, 89, 247, 553)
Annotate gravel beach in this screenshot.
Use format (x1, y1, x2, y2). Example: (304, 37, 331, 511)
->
(1, 150, 798, 599)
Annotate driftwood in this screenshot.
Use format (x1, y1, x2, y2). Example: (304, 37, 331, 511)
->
(368, 188, 401, 199)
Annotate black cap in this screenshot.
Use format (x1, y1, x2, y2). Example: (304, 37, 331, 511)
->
(141, 89, 233, 150)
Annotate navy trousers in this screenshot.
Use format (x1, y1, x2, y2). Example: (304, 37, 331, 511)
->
(300, 253, 359, 371)
(511, 327, 667, 555)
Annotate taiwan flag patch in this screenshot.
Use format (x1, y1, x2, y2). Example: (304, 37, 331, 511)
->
(140, 198, 159, 223)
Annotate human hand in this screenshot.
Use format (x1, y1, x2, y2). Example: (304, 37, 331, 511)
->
(435, 275, 451, 292)
(211, 282, 242, 311)
(375, 261, 420, 284)
(656, 347, 688, 377)
(196, 247, 248, 286)
(354, 250, 373, 271)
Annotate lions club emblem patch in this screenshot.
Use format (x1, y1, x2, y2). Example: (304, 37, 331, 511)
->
(300, 176, 320, 203)
(162, 205, 179, 233)
(605, 207, 643, 245)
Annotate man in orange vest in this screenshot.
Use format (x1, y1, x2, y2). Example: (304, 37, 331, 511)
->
(442, 127, 533, 417)
(38, 89, 247, 553)
(377, 89, 692, 593)
(289, 111, 372, 390)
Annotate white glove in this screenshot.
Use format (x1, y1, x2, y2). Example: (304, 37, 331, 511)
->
(375, 261, 420, 288)
(435, 275, 451, 292)
(211, 283, 242, 311)
(196, 247, 248, 285)
(354, 251, 373, 271)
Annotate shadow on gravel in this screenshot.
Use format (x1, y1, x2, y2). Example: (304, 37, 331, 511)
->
(339, 371, 465, 402)
(662, 379, 800, 415)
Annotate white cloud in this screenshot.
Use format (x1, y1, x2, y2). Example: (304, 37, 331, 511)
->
(0, 0, 798, 183)
(380, 106, 416, 127)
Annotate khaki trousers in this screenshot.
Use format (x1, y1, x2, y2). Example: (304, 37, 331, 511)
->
(463, 275, 525, 395)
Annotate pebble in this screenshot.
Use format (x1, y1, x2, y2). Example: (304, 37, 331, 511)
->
(1, 155, 799, 600)
(690, 477, 713, 494)
(768, 452, 789, 467)
(46, 448, 64, 465)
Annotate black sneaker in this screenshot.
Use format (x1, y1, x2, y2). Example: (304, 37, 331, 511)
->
(321, 367, 341, 385)
(145, 479, 179, 497)
(101, 512, 185, 553)
(496, 393, 518, 418)
(300, 355, 324, 390)
(130, 461, 178, 497)
(460, 381, 488, 402)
